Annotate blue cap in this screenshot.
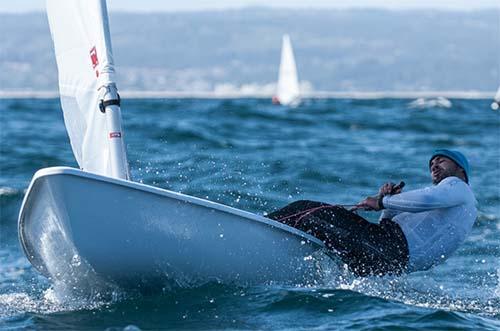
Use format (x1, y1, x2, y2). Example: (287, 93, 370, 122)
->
(429, 149, 470, 183)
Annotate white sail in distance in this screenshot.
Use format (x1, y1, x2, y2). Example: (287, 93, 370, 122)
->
(491, 87, 500, 110)
(46, 0, 129, 178)
(276, 34, 300, 106)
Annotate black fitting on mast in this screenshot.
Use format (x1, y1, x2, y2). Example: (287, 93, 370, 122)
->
(99, 93, 121, 113)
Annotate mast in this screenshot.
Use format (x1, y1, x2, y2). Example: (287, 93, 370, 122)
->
(96, 0, 130, 179)
(99, 83, 130, 180)
(492, 15, 500, 111)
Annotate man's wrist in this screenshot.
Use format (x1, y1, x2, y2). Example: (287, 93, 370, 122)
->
(377, 195, 385, 210)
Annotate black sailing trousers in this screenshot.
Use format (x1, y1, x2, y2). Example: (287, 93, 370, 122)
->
(267, 200, 409, 277)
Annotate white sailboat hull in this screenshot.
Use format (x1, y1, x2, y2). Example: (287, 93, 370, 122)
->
(18, 167, 326, 288)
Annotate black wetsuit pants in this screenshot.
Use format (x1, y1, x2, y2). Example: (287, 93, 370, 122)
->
(267, 200, 409, 277)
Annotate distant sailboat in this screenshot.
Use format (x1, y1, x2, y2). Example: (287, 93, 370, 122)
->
(273, 34, 300, 107)
(491, 87, 500, 110)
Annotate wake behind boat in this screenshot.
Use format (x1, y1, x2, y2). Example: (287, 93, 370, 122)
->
(18, 0, 327, 289)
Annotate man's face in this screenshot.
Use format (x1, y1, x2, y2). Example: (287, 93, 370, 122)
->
(430, 156, 462, 184)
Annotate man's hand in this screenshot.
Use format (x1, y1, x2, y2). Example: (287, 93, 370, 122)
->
(378, 182, 404, 196)
(351, 181, 404, 212)
(352, 196, 383, 211)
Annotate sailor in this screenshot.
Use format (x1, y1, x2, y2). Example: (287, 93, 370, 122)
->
(268, 149, 477, 277)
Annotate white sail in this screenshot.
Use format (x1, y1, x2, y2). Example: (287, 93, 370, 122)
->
(492, 87, 500, 110)
(276, 34, 300, 106)
(46, 0, 129, 178)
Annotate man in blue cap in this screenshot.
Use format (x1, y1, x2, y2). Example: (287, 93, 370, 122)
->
(269, 149, 477, 276)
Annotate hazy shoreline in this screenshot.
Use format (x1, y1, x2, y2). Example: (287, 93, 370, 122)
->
(0, 90, 494, 100)
(2, 10, 498, 93)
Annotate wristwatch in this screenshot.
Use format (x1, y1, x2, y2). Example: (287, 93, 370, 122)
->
(377, 195, 385, 210)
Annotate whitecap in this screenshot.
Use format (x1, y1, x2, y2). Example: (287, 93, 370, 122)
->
(0, 187, 19, 196)
(408, 97, 452, 109)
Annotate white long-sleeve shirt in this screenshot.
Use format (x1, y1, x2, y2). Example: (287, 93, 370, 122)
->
(381, 176, 477, 272)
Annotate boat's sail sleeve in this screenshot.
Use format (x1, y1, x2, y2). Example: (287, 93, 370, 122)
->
(277, 34, 300, 105)
(46, 0, 129, 178)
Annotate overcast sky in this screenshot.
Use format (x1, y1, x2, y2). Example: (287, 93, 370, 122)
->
(2, 0, 499, 12)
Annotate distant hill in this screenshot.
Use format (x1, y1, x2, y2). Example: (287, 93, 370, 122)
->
(0, 9, 498, 93)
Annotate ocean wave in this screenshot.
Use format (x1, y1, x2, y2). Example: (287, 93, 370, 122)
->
(408, 97, 453, 109)
(327, 267, 500, 319)
(0, 187, 23, 197)
(0, 289, 117, 319)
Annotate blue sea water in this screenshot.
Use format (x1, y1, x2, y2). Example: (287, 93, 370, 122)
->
(0, 97, 499, 330)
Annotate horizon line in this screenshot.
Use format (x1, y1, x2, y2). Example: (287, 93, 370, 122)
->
(0, 90, 495, 100)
